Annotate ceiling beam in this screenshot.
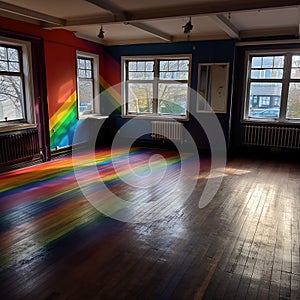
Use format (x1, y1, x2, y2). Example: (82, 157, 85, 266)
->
(210, 14, 239, 39)
(125, 22, 173, 42)
(298, 7, 300, 37)
(240, 26, 299, 39)
(0, 0, 65, 26)
(85, 0, 128, 19)
(60, 0, 300, 27)
(130, 0, 300, 21)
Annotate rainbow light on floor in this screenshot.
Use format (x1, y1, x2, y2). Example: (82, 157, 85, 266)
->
(0, 147, 187, 272)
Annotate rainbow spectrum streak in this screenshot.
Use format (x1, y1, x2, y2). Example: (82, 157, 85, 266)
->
(0, 147, 193, 272)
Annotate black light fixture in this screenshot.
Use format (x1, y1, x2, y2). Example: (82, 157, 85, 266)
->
(183, 17, 193, 34)
(98, 26, 105, 39)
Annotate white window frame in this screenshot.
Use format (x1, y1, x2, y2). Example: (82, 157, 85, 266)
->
(121, 55, 192, 120)
(0, 36, 35, 131)
(76, 51, 100, 119)
(243, 49, 300, 124)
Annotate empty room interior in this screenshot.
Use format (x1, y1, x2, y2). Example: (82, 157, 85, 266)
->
(0, 0, 300, 299)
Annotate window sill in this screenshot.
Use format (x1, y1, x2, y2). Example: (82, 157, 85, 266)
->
(0, 123, 37, 133)
(242, 118, 300, 125)
(122, 114, 189, 121)
(78, 114, 109, 120)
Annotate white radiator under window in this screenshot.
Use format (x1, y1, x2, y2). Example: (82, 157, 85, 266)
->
(151, 120, 183, 142)
(244, 125, 300, 149)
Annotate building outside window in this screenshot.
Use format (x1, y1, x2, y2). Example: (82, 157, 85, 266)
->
(243, 51, 300, 122)
(122, 55, 191, 119)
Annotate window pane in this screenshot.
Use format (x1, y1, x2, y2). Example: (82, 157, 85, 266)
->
(292, 55, 300, 67)
(85, 60, 92, 70)
(252, 57, 262, 68)
(169, 60, 178, 71)
(146, 61, 154, 71)
(0, 75, 24, 121)
(274, 56, 284, 68)
(78, 59, 85, 69)
(78, 80, 93, 115)
(0, 60, 8, 71)
(79, 70, 86, 78)
(179, 60, 189, 71)
(248, 82, 281, 118)
(8, 62, 20, 72)
(159, 71, 188, 80)
(128, 61, 136, 71)
(0, 46, 7, 60)
(128, 71, 154, 80)
(127, 83, 153, 113)
(137, 61, 145, 71)
(262, 57, 274, 68)
(160, 61, 168, 71)
(251, 69, 283, 79)
(8, 48, 19, 61)
(286, 82, 300, 119)
(158, 83, 187, 115)
(291, 55, 300, 79)
(86, 70, 92, 79)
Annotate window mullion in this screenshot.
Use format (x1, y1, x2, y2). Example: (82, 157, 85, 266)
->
(280, 53, 292, 120)
(153, 59, 159, 114)
(244, 58, 251, 120)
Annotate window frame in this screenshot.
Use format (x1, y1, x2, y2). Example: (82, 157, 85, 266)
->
(0, 37, 35, 128)
(121, 55, 192, 120)
(76, 51, 100, 119)
(242, 49, 300, 124)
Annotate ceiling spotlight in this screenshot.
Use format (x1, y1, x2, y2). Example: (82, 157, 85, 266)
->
(98, 26, 105, 39)
(183, 17, 193, 34)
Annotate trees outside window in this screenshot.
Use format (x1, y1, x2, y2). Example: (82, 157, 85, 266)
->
(122, 56, 191, 119)
(76, 51, 100, 118)
(0, 45, 25, 122)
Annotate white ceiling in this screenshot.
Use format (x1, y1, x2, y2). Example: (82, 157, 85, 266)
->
(1, 0, 300, 45)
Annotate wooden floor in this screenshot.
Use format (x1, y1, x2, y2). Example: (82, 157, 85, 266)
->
(0, 147, 299, 299)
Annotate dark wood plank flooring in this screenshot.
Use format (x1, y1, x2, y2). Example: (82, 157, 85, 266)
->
(0, 148, 299, 299)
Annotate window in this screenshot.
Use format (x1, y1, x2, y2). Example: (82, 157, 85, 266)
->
(76, 51, 99, 118)
(122, 55, 191, 119)
(0, 42, 33, 124)
(244, 51, 300, 122)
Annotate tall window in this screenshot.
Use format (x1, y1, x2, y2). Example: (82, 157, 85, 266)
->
(76, 51, 99, 118)
(244, 51, 300, 122)
(122, 55, 191, 119)
(0, 44, 25, 122)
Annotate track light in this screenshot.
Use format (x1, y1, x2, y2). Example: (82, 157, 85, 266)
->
(98, 26, 104, 39)
(183, 17, 193, 34)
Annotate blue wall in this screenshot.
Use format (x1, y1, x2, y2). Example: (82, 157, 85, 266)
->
(104, 39, 236, 149)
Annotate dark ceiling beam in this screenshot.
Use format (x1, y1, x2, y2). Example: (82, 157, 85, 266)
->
(0, 0, 65, 26)
(84, 0, 172, 42)
(130, 0, 300, 21)
(298, 7, 300, 36)
(85, 0, 128, 19)
(210, 14, 240, 39)
(125, 22, 173, 42)
(64, 0, 300, 26)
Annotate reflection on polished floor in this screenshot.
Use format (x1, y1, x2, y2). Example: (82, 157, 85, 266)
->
(0, 148, 299, 299)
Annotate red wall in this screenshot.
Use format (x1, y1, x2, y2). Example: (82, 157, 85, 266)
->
(0, 16, 105, 149)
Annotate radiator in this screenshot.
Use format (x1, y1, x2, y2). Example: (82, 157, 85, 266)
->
(0, 128, 40, 165)
(244, 125, 300, 149)
(151, 120, 183, 142)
